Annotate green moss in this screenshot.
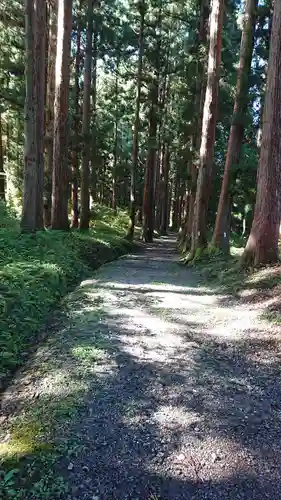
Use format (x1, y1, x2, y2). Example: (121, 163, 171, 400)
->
(261, 310, 281, 324)
(0, 202, 132, 385)
(0, 298, 113, 496)
(0, 422, 52, 460)
(0, 203, 135, 497)
(192, 239, 281, 302)
(72, 344, 104, 363)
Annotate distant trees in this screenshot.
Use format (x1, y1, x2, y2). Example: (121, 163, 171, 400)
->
(1, 0, 279, 267)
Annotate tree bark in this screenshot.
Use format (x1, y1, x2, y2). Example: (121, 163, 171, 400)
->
(34, 0, 46, 229)
(127, 0, 145, 240)
(21, 0, 37, 232)
(155, 142, 165, 232)
(154, 149, 163, 233)
(188, 0, 209, 213)
(112, 56, 119, 215)
(160, 145, 170, 234)
(71, 17, 81, 228)
(51, 0, 73, 230)
(90, 27, 98, 201)
(181, 0, 209, 252)
(212, 0, 257, 252)
(242, 0, 281, 266)
(143, 82, 159, 242)
(155, 63, 169, 234)
(143, 3, 162, 243)
(0, 113, 5, 201)
(172, 175, 180, 230)
(80, 0, 94, 229)
(45, 0, 57, 227)
(188, 0, 224, 259)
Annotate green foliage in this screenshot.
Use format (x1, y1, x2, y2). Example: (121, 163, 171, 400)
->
(194, 237, 281, 301)
(262, 310, 281, 325)
(0, 265, 120, 497)
(1, 0, 267, 228)
(198, 254, 243, 288)
(0, 468, 20, 499)
(0, 202, 131, 385)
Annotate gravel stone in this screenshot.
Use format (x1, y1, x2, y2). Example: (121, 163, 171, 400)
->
(4, 235, 281, 499)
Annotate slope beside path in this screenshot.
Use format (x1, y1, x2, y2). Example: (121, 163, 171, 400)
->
(1, 235, 281, 499)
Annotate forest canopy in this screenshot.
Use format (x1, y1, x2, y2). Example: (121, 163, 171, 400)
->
(0, 0, 278, 265)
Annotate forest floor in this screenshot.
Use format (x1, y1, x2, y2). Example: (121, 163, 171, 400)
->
(1, 235, 281, 499)
(0, 203, 134, 388)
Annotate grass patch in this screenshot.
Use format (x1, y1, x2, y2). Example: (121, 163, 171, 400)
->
(0, 202, 134, 387)
(196, 253, 281, 296)
(0, 282, 114, 498)
(190, 238, 281, 321)
(261, 310, 281, 324)
(194, 252, 245, 294)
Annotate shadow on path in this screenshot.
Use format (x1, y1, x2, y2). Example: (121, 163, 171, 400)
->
(2, 236, 281, 499)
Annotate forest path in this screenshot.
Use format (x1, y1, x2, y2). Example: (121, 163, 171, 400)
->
(2, 235, 281, 499)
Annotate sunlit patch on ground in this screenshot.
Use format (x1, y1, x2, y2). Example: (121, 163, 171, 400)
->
(1, 236, 281, 498)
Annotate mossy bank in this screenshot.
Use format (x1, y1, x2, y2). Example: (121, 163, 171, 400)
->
(0, 203, 136, 390)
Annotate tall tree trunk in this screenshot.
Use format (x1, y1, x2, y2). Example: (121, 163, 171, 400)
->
(160, 145, 170, 234)
(71, 19, 82, 228)
(35, 0, 46, 229)
(184, 187, 189, 223)
(112, 124, 118, 212)
(21, 0, 37, 232)
(80, 0, 94, 229)
(182, 0, 209, 251)
(143, 3, 162, 243)
(51, 0, 73, 230)
(179, 182, 185, 227)
(154, 147, 162, 232)
(143, 82, 159, 242)
(127, 0, 145, 240)
(6, 121, 10, 196)
(242, 0, 281, 266)
(155, 67, 169, 233)
(0, 113, 5, 201)
(112, 56, 119, 215)
(45, 0, 57, 227)
(90, 27, 98, 201)
(188, 0, 224, 260)
(212, 0, 257, 252)
(172, 175, 180, 230)
(17, 114, 21, 171)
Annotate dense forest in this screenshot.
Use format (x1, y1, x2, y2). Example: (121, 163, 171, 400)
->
(3, 1, 281, 497)
(0, 0, 278, 264)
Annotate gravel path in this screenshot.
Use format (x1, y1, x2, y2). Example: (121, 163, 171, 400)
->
(2, 235, 281, 499)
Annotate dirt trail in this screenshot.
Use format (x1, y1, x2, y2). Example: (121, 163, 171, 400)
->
(1, 236, 281, 499)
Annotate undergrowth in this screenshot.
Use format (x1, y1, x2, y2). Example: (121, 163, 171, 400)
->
(0, 202, 133, 387)
(180, 230, 281, 298)
(187, 236, 281, 324)
(0, 289, 111, 498)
